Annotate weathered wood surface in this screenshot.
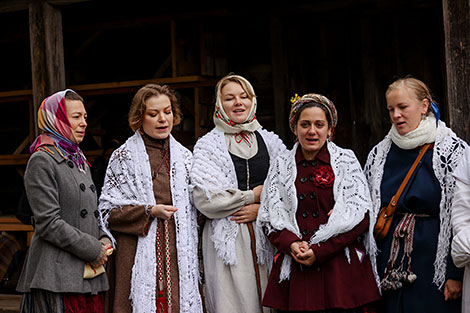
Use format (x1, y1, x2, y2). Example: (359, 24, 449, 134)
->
(443, 0, 470, 144)
(29, 0, 66, 136)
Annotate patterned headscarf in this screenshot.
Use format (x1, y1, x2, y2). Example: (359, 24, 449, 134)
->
(288, 93, 338, 138)
(213, 74, 262, 159)
(30, 89, 88, 172)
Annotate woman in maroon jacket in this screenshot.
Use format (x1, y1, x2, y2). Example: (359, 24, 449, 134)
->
(257, 93, 381, 312)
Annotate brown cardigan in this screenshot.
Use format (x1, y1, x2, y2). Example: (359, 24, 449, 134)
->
(105, 135, 180, 313)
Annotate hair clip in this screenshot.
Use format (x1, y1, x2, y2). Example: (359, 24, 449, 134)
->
(290, 93, 301, 104)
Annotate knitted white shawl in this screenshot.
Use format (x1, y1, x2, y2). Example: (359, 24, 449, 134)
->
(257, 141, 378, 282)
(98, 132, 202, 313)
(364, 120, 468, 288)
(190, 128, 285, 265)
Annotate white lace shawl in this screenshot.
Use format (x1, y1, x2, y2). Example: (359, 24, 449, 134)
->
(190, 128, 286, 265)
(364, 120, 468, 288)
(98, 132, 202, 313)
(256, 141, 378, 282)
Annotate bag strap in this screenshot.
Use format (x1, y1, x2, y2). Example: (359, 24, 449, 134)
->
(387, 143, 432, 212)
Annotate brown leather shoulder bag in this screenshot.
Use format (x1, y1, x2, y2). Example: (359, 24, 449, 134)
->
(374, 143, 431, 239)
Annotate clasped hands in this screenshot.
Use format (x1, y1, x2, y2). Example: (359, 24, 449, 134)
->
(290, 241, 316, 266)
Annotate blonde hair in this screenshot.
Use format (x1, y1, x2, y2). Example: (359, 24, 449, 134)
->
(386, 77, 434, 112)
(215, 74, 256, 103)
(128, 84, 180, 132)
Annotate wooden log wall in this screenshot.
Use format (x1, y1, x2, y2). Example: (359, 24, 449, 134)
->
(443, 0, 470, 144)
(29, 0, 66, 136)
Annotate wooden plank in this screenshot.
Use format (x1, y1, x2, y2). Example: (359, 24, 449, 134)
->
(0, 76, 214, 100)
(0, 90, 32, 99)
(0, 0, 92, 13)
(13, 136, 31, 154)
(0, 154, 30, 166)
(442, 0, 470, 144)
(29, 0, 66, 136)
(0, 294, 22, 313)
(0, 0, 29, 13)
(0, 217, 34, 231)
(70, 75, 208, 91)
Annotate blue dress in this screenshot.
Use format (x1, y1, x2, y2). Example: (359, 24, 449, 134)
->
(376, 143, 462, 313)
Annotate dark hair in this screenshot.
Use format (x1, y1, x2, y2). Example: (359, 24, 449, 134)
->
(128, 84, 181, 131)
(294, 101, 332, 128)
(65, 90, 84, 102)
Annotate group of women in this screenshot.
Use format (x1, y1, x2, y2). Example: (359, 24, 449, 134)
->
(15, 73, 470, 313)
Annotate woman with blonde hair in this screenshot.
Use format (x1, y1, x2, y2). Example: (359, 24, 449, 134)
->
(190, 74, 286, 313)
(365, 76, 467, 313)
(99, 84, 202, 313)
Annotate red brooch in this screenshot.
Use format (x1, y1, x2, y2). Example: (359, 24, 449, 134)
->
(312, 166, 335, 188)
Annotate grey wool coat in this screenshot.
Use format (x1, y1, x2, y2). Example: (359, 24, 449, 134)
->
(17, 146, 109, 294)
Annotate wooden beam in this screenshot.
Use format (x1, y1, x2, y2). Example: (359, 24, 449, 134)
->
(0, 76, 217, 101)
(29, 0, 66, 136)
(0, 0, 30, 13)
(0, 0, 91, 12)
(13, 136, 31, 154)
(443, 0, 470, 144)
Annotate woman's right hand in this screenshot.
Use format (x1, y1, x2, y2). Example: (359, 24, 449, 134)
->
(151, 204, 178, 220)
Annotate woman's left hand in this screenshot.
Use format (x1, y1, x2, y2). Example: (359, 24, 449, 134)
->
(230, 203, 260, 223)
(444, 279, 462, 301)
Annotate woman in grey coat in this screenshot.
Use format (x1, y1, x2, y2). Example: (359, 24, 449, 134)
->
(17, 89, 109, 313)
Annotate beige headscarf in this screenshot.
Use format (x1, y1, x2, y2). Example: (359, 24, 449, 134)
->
(213, 74, 262, 159)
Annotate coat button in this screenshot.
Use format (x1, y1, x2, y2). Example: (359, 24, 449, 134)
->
(94, 210, 99, 218)
(302, 161, 308, 167)
(80, 209, 88, 218)
(90, 184, 96, 193)
(67, 160, 74, 168)
(80, 183, 86, 191)
(300, 177, 307, 183)
(302, 211, 309, 218)
(309, 176, 314, 182)
(299, 193, 306, 200)
(311, 161, 317, 167)
(310, 192, 316, 199)
(302, 229, 309, 236)
(312, 211, 319, 218)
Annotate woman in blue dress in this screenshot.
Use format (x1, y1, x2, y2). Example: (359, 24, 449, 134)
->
(364, 76, 468, 313)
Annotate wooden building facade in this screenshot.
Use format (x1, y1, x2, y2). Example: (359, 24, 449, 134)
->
(0, 0, 468, 297)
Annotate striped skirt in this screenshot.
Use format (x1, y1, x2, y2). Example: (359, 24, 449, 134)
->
(20, 289, 104, 313)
